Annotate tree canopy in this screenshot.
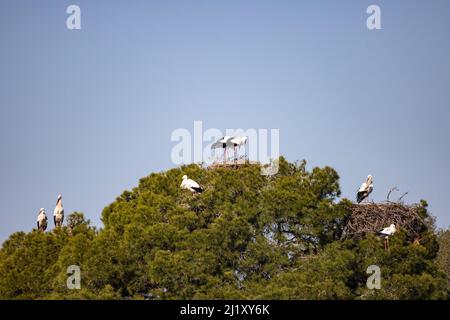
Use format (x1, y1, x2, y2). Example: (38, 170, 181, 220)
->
(0, 157, 448, 299)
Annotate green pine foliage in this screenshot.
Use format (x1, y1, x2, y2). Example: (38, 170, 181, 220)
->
(436, 229, 450, 298)
(0, 157, 447, 299)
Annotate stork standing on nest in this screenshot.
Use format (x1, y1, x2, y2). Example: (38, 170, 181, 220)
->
(37, 208, 48, 232)
(380, 224, 396, 251)
(230, 136, 247, 164)
(181, 175, 204, 194)
(54, 194, 64, 227)
(211, 136, 233, 164)
(356, 175, 373, 203)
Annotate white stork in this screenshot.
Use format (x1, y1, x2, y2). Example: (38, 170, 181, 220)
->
(380, 224, 396, 251)
(229, 136, 248, 163)
(53, 194, 64, 227)
(211, 136, 233, 164)
(37, 208, 48, 232)
(356, 175, 373, 203)
(181, 175, 204, 193)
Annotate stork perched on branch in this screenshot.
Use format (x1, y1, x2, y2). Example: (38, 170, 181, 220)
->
(380, 224, 396, 251)
(37, 208, 48, 232)
(356, 175, 373, 203)
(181, 175, 204, 194)
(53, 194, 64, 227)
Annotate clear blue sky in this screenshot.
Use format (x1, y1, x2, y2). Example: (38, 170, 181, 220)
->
(1, 0, 449, 243)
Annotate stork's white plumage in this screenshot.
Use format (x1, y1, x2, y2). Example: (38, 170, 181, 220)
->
(230, 136, 248, 163)
(380, 224, 396, 237)
(53, 194, 64, 227)
(180, 175, 204, 193)
(356, 175, 373, 203)
(211, 136, 233, 149)
(230, 136, 247, 147)
(211, 136, 233, 163)
(37, 208, 48, 232)
(380, 224, 396, 250)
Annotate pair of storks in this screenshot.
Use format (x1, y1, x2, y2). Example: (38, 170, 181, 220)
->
(182, 170, 374, 201)
(211, 136, 247, 164)
(36, 194, 64, 232)
(181, 174, 375, 199)
(357, 174, 397, 250)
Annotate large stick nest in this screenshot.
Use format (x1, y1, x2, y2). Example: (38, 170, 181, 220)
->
(340, 202, 427, 241)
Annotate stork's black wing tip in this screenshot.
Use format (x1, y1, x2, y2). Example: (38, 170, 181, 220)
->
(192, 187, 204, 193)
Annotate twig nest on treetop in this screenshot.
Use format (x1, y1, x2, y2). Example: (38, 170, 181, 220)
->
(340, 203, 427, 241)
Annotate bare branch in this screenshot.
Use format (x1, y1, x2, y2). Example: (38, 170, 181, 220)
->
(387, 187, 399, 202)
(398, 192, 409, 202)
